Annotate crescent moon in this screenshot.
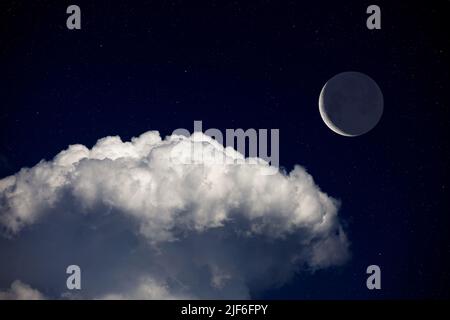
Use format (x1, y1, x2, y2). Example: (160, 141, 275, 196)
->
(318, 72, 383, 137)
(319, 83, 356, 137)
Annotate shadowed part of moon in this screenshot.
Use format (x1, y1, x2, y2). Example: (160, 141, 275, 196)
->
(319, 71, 384, 137)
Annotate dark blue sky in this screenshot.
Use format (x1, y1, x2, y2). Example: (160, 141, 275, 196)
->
(0, 0, 449, 298)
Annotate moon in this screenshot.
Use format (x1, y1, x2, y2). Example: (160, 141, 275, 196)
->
(319, 71, 383, 137)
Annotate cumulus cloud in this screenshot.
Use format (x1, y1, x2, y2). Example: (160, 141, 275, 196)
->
(98, 277, 191, 300)
(0, 280, 45, 300)
(0, 131, 349, 299)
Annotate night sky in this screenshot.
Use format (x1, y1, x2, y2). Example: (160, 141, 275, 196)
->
(0, 0, 449, 299)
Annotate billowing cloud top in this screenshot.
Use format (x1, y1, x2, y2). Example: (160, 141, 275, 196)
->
(0, 131, 349, 299)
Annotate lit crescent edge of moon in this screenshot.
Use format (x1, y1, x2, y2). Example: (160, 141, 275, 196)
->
(318, 82, 358, 137)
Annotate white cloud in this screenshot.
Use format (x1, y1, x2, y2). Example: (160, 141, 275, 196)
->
(0, 280, 45, 300)
(98, 277, 191, 300)
(0, 131, 349, 299)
